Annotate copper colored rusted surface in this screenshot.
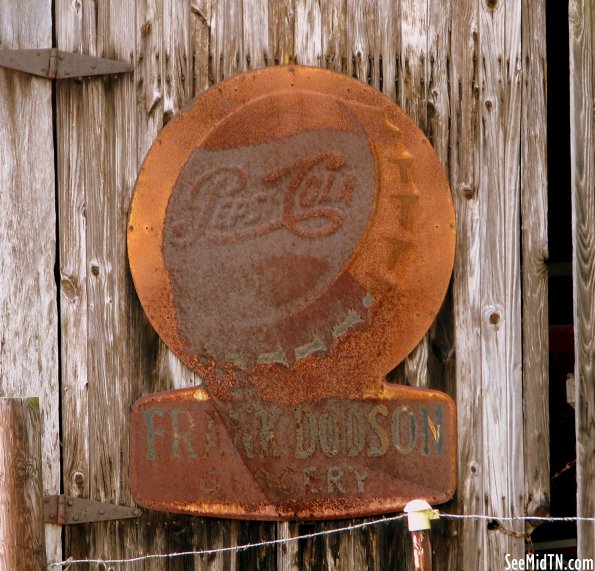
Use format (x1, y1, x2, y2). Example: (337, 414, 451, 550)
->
(128, 66, 456, 520)
(131, 386, 455, 520)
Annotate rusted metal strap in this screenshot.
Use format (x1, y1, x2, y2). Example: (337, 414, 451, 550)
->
(44, 495, 141, 525)
(0, 49, 133, 79)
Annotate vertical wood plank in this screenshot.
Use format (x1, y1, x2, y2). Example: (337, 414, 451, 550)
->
(427, 0, 450, 174)
(190, 0, 213, 92)
(87, 0, 143, 563)
(321, 0, 346, 73)
(56, 0, 89, 506)
(243, 0, 269, 69)
(0, 1, 61, 564)
(295, 0, 322, 66)
(520, 0, 550, 523)
(346, 1, 375, 85)
(137, 0, 164, 166)
(56, 0, 145, 565)
(0, 398, 46, 570)
(399, 0, 431, 391)
(54, 0, 93, 562)
(398, 0, 427, 129)
(294, 4, 381, 568)
(479, 0, 524, 564)
(449, 0, 483, 568)
(269, 0, 295, 65)
(375, 0, 398, 100)
(212, 0, 243, 81)
(569, 0, 595, 558)
(276, 521, 301, 571)
(302, 2, 356, 561)
(426, 2, 457, 568)
(163, 0, 193, 121)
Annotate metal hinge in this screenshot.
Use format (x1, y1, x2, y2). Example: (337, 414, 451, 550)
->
(0, 48, 133, 79)
(43, 495, 142, 525)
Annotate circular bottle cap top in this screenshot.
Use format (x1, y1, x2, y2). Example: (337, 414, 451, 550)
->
(128, 65, 455, 403)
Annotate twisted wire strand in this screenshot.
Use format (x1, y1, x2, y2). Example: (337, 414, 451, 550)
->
(48, 512, 594, 569)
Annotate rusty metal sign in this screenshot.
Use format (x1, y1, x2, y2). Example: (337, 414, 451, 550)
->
(128, 65, 456, 520)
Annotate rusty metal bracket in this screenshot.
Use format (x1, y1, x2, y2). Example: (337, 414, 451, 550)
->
(43, 495, 141, 525)
(0, 48, 133, 79)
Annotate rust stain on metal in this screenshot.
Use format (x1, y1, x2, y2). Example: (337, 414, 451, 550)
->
(131, 386, 455, 520)
(128, 66, 456, 520)
(0, 49, 133, 79)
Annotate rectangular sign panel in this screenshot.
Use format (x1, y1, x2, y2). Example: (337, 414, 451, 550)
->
(131, 386, 455, 520)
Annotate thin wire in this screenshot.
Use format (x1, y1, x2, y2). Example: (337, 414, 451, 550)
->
(442, 513, 595, 523)
(47, 512, 595, 569)
(47, 514, 407, 568)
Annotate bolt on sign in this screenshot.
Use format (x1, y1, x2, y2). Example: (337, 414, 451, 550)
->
(128, 66, 456, 520)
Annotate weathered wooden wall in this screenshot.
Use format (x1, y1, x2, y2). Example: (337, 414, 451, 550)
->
(0, 0, 553, 569)
(0, 0, 62, 564)
(569, 0, 595, 559)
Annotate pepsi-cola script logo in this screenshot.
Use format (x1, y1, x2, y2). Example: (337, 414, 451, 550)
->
(163, 129, 374, 361)
(174, 151, 356, 245)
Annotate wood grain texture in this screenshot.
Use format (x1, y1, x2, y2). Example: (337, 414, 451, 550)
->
(426, 0, 450, 176)
(520, 0, 550, 523)
(0, 399, 47, 570)
(479, 0, 524, 564)
(295, 0, 321, 66)
(163, 0, 193, 123)
(137, 0, 165, 165)
(346, 0, 375, 84)
(398, 0, 427, 131)
(84, 0, 144, 563)
(449, 0, 484, 568)
(426, 2, 457, 568)
(212, 0, 244, 81)
(243, 0, 269, 69)
(54, 7, 93, 559)
(375, 0, 398, 101)
(269, 0, 295, 64)
(191, 0, 213, 92)
(55, 0, 90, 504)
(569, 0, 595, 558)
(321, 0, 346, 73)
(0, 0, 61, 563)
(398, 0, 431, 391)
(56, 0, 143, 566)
